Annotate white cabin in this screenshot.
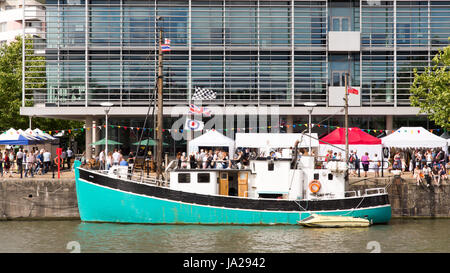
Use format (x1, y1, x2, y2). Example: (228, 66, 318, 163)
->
(169, 156, 348, 201)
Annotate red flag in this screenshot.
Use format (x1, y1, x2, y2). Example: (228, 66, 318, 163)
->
(347, 86, 359, 95)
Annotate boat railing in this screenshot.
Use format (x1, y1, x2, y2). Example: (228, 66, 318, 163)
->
(89, 168, 168, 187)
(170, 159, 250, 171)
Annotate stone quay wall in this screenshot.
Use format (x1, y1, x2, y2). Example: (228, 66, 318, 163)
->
(0, 175, 449, 220)
(0, 179, 79, 220)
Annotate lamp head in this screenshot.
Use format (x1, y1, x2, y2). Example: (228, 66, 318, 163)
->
(100, 102, 114, 108)
(303, 102, 317, 108)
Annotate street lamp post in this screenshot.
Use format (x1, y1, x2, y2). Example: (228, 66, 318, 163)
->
(304, 102, 317, 155)
(101, 102, 114, 170)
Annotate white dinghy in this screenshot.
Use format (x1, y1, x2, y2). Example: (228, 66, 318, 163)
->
(298, 214, 371, 228)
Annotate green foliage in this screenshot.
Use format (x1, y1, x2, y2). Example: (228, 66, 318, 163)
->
(0, 36, 83, 137)
(410, 43, 450, 130)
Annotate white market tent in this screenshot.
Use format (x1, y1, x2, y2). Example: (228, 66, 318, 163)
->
(235, 133, 319, 157)
(235, 133, 319, 149)
(381, 127, 448, 150)
(17, 129, 41, 142)
(188, 130, 235, 155)
(32, 128, 57, 141)
(0, 128, 41, 145)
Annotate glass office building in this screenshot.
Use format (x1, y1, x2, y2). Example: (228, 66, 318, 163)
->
(21, 0, 450, 154)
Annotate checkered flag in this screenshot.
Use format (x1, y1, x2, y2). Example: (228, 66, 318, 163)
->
(192, 86, 217, 101)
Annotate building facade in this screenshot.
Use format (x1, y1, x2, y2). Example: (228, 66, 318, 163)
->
(0, 0, 44, 45)
(20, 0, 450, 156)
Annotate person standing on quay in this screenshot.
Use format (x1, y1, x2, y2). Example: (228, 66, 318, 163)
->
(112, 149, 121, 166)
(99, 149, 105, 170)
(0, 150, 3, 178)
(373, 153, 380, 178)
(60, 149, 67, 170)
(66, 147, 73, 170)
(8, 150, 15, 177)
(4, 151, 11, 178)
(16, 148, 24, 179)
(43, 149, 51, 174)
(361, 152, 370, 177)
(26, 150, 35, 178)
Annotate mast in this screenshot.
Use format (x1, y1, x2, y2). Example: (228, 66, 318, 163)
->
(156, 18, 164, 180)
(344, 73, 349, 165)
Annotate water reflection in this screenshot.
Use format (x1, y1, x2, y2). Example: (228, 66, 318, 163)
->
(0, 219, 448, 253)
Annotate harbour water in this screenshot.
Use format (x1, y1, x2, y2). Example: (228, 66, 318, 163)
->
(0, 219, 448, 253)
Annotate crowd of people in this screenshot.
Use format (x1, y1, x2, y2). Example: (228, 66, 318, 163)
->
(319, 147, 450, 182)
(83, 148, 135, 170)
(4, 142, 448, 188)
(0, 146, 74, 178)
(176, 148, 252, 170)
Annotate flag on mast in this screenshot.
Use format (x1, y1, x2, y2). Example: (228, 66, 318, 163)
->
(161, 38, 171, 52)
(192, 86, 217, 100)
(347, 86, 359, 95)
(185, 119, 204, 131)
(189, 104, 212, 117)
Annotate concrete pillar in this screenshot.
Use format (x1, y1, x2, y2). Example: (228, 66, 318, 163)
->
(85, 116, 93, 160)
(386, 115, 393, 135)
(286, 115, 294, 133)
(93, 119, 101, 157)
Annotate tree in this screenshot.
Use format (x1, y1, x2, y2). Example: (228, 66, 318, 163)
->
(410, 43, 450, 130)
(0, 36, 84, 142)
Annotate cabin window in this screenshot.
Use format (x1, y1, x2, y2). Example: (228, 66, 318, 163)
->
(197, 173, 210, 183)
(268, 161, 274, 171)
(259, 193, 282, 199)
(328, 173, 333, 180)
(314, 173, 319, 180)
(178, 173, 190, 183)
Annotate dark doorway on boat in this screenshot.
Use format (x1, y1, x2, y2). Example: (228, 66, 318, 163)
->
(228, 172, 238, 196)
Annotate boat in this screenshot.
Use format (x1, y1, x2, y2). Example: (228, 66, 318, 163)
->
(74, 155, 391, 225)
(297, 214, 371, 228)
(73, 25, 391, 226)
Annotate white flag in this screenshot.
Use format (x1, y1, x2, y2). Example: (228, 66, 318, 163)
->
(185, 119, 204, 131)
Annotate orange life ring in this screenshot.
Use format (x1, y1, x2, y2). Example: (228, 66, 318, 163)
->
(309, 180, 321, 193)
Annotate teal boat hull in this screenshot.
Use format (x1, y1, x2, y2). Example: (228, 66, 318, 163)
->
(74, 161, 391, 225)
